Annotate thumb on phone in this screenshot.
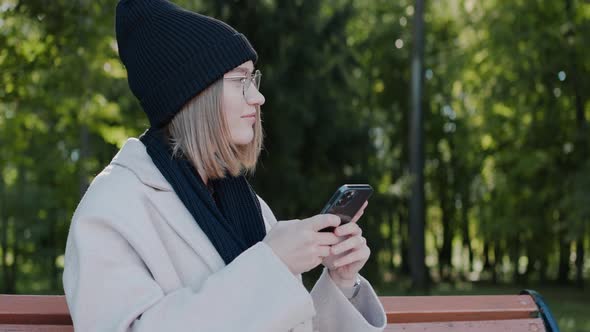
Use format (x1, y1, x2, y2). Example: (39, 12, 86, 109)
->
(310, 214, 341, 232)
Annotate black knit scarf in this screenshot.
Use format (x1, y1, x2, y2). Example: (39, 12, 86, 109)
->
(139, 127, 267, 265)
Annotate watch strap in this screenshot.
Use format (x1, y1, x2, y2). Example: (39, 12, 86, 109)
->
(340, 276, 362, 300)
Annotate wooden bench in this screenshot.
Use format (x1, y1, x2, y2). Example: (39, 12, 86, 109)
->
(382, 290, 559, 332)
(0, 290, 559, 331)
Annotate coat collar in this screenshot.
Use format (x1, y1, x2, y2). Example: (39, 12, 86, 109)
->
(111, 138, 174, 192)
(110, 137, 226, 272)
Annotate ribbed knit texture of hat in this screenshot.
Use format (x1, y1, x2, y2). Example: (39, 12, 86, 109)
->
(115, 0, 258, 128)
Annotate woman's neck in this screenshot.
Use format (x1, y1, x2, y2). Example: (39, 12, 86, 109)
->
(201, 174, 208, 187)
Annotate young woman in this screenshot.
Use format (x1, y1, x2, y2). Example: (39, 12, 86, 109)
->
(62, 1, 387, 331)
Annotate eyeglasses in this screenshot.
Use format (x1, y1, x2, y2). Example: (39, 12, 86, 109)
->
(223, 69, 262, 100)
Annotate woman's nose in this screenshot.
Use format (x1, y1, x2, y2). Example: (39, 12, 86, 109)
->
(246, 87, 265, 106)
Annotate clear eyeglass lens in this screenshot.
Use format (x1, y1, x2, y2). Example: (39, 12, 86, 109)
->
(243, 70, 261, 97)
(253, 70, 261, 89)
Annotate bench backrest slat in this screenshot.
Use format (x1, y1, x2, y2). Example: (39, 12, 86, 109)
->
(0, 294, 548, 332)
(380, 295, 538, 323)
(0, 324, 74, 332)
(0, 295, 72, 325)
(384, 318, 546, 332)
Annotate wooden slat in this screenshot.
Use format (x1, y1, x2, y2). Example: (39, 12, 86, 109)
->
(0, 296, 71, 325)
(385, 318, 546, 332)
(0, 294, 544, 330)
(0, 324, 74, 332)
(380, 295, 538, 323)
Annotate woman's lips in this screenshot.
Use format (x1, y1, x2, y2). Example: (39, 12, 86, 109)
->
(242, 113, 256, 124)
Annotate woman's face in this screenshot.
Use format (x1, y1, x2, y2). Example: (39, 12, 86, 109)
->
(222, 61, 265, 145)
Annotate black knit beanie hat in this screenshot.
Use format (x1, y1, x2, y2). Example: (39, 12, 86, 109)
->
(115, 0, 258, 128)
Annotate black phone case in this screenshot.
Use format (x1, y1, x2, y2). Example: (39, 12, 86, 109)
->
(319, 184, 373, 232)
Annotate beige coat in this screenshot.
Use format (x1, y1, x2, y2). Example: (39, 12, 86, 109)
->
(62, 138, 387, 332)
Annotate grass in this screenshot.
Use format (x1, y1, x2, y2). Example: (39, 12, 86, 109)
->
(376, 280, 590, 332)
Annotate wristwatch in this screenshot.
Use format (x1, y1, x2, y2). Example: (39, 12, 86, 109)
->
(340, 276, 362, 300)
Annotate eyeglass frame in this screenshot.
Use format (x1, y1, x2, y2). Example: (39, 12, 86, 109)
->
(223, 69, 262, 100)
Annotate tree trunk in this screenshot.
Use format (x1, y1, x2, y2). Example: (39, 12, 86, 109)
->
(565, 0, 587, 291)
(0, 174, 7, 293)
(575, 237, 585, 289)
(49, 210, 59, 292)
(483, 242, 490, 270)
(521, 246, 531, 284)
(438, 196, 452, 281)
(557, 234, 571, 284)
(511, 235, 520, 284)
(7, 166, 27, 294)
(539, 255, 549, 284)
(461, 197, 473, 273)
(435, 158, 453, 281)
(399, 210, 410, 275)
(408, 0, 427, 291)
(492, 245, 500, 284)
(2, 219, 14, 294)
(390, 208, 396, 272)
(2, 174, 16, 293)
(79, 126, 90, 198)
(8, 228, 18, 294)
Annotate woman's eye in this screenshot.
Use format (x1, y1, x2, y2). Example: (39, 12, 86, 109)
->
(230, 78, 245, 84)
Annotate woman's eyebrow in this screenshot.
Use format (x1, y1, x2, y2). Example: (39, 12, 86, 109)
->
(228, 67, 253, 75)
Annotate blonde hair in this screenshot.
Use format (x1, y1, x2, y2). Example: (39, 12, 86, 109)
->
(167, 79, 263, 180)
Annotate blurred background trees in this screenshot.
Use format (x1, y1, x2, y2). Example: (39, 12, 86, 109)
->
(1, 0, 589, 326)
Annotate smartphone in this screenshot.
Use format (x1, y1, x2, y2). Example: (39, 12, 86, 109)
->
(319, 184, 373, 232)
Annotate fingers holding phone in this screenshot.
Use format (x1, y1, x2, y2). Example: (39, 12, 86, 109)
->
(322, 221, 363, 270)
(323, 224, 371, 282)
(318, 185, 372, 280)
(309, 213, 341, 233)
(333, 219, 363, 238)
(331, 224, 364, 255)
(349, 201, 368, 225)
(262, 214, 342, 275)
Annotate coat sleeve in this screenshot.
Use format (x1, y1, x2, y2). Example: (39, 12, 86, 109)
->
(63, 211, 316, 332)
(257, 196, 388, 332)
(310, 268, 387, 332)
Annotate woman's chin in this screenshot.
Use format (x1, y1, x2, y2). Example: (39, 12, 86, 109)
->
(232, 132, 254, 146)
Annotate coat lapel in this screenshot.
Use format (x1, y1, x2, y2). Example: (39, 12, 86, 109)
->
(149, 190, 226, 272)
(111, 138, 226, 272)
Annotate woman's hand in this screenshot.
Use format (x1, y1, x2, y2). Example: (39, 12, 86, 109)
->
(263, 214, 342, 275)
(322, 201, 370, 287)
